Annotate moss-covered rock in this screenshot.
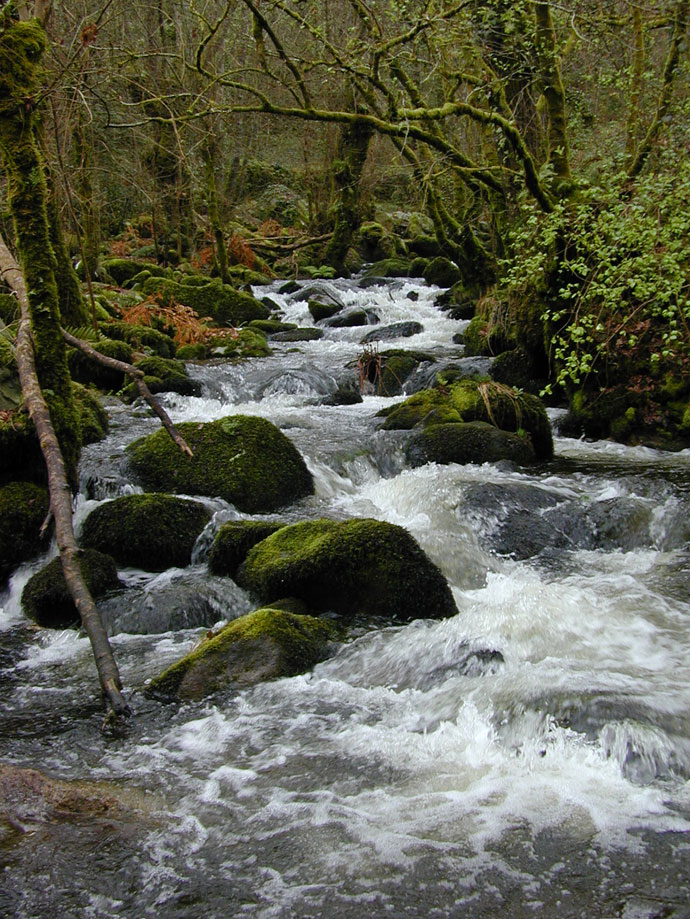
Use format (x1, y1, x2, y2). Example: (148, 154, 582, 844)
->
(146, 607, 335, 701)
(102, 321, 177, 358)
(122, 355, 200, 401)
(22, 549, 122, 629)
(236, 517, 457, 622)
(490, 347, 546, 395)
(423, 257, 462, 288)
(362, 258, 412, 279)
(68, 337, 133, 391)
(127, 415, 314, 513)
(175, 342, 208, 360)
(101, 259, 169, 287)
(73, 384, 109, 445)
(249, 319, 297, 336)
(406, 421, 536, 467)
(209, 520, 286, 578)
(379, 379, 553, 460)
(462, 314, 516, 357)
(0, 481, 50, 582)
(208, 328, 270, 358)
(270, 328, 324, 342)
(0, 412, 45, 486)
(308, 299, 341, 322)
(141, 277, 270, 327)
(357, 221, 397, 260)
(377, 350, 434, 397)
(80, 493, 211, 571)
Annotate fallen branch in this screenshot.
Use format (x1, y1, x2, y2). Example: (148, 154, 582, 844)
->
(0, 232, 130, 727)
(250, 231, 333, 255)
(61, 329, 193, 457)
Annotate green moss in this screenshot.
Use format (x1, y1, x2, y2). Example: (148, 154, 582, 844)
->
(237, 517, 457, 622)
(406, 421, 536, 467)
(80, 493, 211, 571)
(377, 350, 434, 397)
(101, 321, 176, 358)
(0, 292, 18, 324)
(100, 258, 169, 287)
(127, 415, 314, 513)
(308, 299, 340, 322)
(423, 257, 462, 288)
(68, 337, 133, 391)
(146, 607, 336, 701)
(0, 481, 50, 582)
(209, 520, 286, 578)
(208, 328, 270, 359)
(73, 384, 109, 445)
(141, 277, 269, 327)
(21, 548, 122, 629)
(249, 319, 297, 335)
(362, 258, 412, 279)
(175, 342, 208, 360)
(380, 379, 553, 460)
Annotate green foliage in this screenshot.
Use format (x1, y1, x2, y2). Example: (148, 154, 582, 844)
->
(502, 161, 690, 396)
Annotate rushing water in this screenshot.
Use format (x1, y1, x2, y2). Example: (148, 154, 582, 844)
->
(2, 277, 690, 919)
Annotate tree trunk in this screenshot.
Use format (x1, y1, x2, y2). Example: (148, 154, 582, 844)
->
(534, 1, 571, 193)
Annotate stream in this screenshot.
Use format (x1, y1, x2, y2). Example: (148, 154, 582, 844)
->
(2, 276, 690, 918)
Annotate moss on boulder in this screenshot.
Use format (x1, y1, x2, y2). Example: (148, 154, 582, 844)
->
(209, 520, 286, 578)
(208, 328, 270, 358)
(423, 257, 462, 288)
(378, 350, 434, 396)
(0, 481, 50, 582)
(127, 415, 314, 513)
(236, 517, 457, 622)
(362, 258, 413, 279)
(22, 549, 122, 629)
(407, 421, 535, 467)
(141, 277, 269, 326)
(146, 607, 335, 701)
(0, 412, 45, 485)
(379, 379, 553, 461)
(102, 321, 176, 358)
(100, 259, 169, 287)
(80, 493, 211, 571)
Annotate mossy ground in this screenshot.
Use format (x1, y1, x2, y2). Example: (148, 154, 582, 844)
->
(127, 415, 314, 513)
(146, 607, 336, 701)
(80, 493, 211, 571)
(237, 517, 457, 622)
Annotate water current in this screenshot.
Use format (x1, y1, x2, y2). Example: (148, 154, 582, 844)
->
(2, 276, 690, 918)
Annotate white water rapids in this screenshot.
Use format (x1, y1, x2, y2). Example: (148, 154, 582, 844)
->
(2, 276, 690, 918)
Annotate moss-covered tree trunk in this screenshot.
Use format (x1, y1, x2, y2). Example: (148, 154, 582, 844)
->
(534, 1, 571, 193)
(0, 17, 80, 485)
(323, 117, 373, 274)
(201, 129, 230, 285)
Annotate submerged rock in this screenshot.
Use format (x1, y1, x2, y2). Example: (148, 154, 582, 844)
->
(80, 493, 211, 572)
(0, 481, 50, 583)
(146, 607, 335, 701)
(22, 549, 123, 629)
(236, 517, 458, 621)
(127, 415, 314, 513)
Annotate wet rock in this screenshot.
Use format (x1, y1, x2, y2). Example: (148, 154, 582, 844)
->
(361, 321, 423, 343)
(236, 517, 458, 621)
(308, 299, 341, 322)
(249, 319, 297, 335)
(127, 415, 314, 513)
(407, 421, 536, 467)
(80, 493, 211, 572)
(22, 549, 123, 629)
(99, 570, 251, 635)
(290, 284, 344, 308)
(270, 328, 324, 342)
(146, 607, 335, 701)
(326, 309, 376, 328)
(423, 257, 462, 288)
(377, 349, 435, 396)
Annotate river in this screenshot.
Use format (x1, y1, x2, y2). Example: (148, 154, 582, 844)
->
(2, 275, 690, 918)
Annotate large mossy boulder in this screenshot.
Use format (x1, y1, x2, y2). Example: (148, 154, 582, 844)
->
(407, 421, 535, 467)
(362, 258, 412, 279)
(0, 412, 45, 485)
(146, 607, 335, 701)
(80, 494, 211, 571)
(0, 482, 50, 583)
(379, 379, 553, 461)
(209, 520, 286, 578)
(141, 277, 269, 327)
(423, 257, 462, 288)
(100, 259, 169, 287)
(236, 518, 458, 622)
(22, 549, 122, 629)
(102, 321, 176, 358)
(68, 337, 133, 391)
(127, 415, 314, 513)
(73, 384, 109, 445)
